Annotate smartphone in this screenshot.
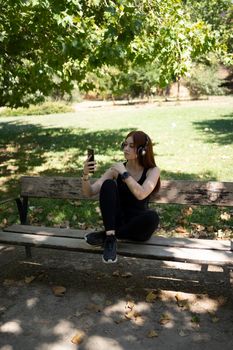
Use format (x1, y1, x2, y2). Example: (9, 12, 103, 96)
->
(87, 148, 95, 173)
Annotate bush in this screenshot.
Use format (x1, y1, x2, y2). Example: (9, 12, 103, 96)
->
(0, 101, 74, 116)
(185, 64, 228, 97)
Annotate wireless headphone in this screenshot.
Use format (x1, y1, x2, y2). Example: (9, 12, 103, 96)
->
(137, 134, 149, 156)
(121, 134, 149, 156)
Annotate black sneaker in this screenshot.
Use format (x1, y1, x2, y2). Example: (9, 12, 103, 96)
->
(84, 231, 105, 246)
(102, 235, 117, 263)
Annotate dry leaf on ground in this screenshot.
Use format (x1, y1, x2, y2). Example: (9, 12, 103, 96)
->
(146, 290, 157, 303)
(179, 329, 188, 337)
(71, 330, 86, 345)
(175, 226, 188, 234)
(175, 294, 189, 309)
(147, 330, 159, 338)
(182, 207, 193, 216)
(220, 212, 231, 221)
(121, 272, 133, 278)
(52, 285, 66, 297)
(125, 301, 135, 310)
(191, 223, 205, 232)
(25, 276, 36, 284)
(112, 270, 120, 277)
(159, 312, 172, 325)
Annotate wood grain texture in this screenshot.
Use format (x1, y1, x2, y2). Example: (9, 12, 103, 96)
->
(4, 224, 233, 251)
(20, 176, 233, 206)
(0, 231, 232, 265)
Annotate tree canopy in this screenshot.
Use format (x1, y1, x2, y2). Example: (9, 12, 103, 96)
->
(0, 0, 232, 107)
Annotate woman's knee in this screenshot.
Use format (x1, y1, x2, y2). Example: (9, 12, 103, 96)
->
(144, 210, 160, 229)
(100, 179, 118, 201)
(101, 179, 116, 190)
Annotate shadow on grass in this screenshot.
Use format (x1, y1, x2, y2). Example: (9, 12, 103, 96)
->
(193, 112, 233, 145)
(0, 120, 219, 200)
(0, 117, 224, 204)
(0, 120, 134, 197)
(161, 170, 218, 181)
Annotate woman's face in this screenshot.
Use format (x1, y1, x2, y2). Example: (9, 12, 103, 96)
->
(122, 136, 137, 160)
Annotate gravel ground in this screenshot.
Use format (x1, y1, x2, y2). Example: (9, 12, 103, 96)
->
(0, 244, 233, 350)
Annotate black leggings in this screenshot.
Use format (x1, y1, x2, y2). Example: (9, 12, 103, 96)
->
(99, 179, 159, 242)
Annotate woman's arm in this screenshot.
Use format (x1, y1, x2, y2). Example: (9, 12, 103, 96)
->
(111, 163, 160, 200)
(82, 157, 117, 197)
(124, 167, 160, 200)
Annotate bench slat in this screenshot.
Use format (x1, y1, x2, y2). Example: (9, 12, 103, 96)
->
(4, 224, 233, 251)
(20, 176, 233, 206)
(0, 231, 232, 265)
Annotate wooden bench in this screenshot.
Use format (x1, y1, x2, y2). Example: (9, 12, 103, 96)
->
(0, 176, 233, 267)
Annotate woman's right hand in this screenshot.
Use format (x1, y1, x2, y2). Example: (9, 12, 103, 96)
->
(83, 155, 96, 175)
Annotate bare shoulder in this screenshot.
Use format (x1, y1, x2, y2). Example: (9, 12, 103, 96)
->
(147, 166, 160, 177)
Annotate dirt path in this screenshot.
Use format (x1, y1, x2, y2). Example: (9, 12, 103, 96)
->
(0, 245, 233, 350)
(73, 96, 233, 112)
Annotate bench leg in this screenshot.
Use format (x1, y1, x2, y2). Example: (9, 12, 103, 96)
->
(25, 246, 32, 259)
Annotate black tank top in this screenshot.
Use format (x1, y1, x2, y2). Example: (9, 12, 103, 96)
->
(116, 167, 149, 212)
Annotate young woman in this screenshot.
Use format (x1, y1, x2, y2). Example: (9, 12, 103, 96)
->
(82, 130, 160, 263)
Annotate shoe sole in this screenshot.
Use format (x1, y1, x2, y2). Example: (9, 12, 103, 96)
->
(102, 256, 118, 264)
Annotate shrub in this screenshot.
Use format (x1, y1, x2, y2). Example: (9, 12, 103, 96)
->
(185, 64, 228, 97)
(0, 101, 74, 116)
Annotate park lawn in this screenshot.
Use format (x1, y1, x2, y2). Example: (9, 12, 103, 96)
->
(0, 98, 233, 238)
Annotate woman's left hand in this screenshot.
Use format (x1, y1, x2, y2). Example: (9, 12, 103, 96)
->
(111, 162, 127, 175)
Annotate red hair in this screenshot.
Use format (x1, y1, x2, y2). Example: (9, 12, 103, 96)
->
(125, 130, 160, 193)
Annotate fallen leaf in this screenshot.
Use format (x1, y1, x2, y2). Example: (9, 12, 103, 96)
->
(177, 218, 188, 225)
(125, 301, 135, 310)
(95, 207, 101, 214)
(175, 226, 188, 234)
(125, 309, 141, 321)
(121, 272, 133, 278)
(211, 316, 219, 323)
(52, 286, 66, 297)
(147, 330, 159, 338)
(3, 218, 8, 225)
(112, 270, 120, 277)
(175, 294, 189, 309)
(179, 329, 187, 337)
(196, 224, 205, 232)
(182, 207, 193, 216)
(125, 310, 135, 320)
(133, 314, 145, 326)
(220, 212, 231, 221)
(74, 201, 82, 206)
(159, 312, 172, 325)
(146, 290, 157, 303)
(71, 330, 86, 344)
(78, 222, 88, 229)
(46, 214, 53, 221)
(207, 226, 214, 232)
(25, 276, 36, 284)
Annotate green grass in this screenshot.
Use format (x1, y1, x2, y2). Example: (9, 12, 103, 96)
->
(0, 98, 233, 237)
